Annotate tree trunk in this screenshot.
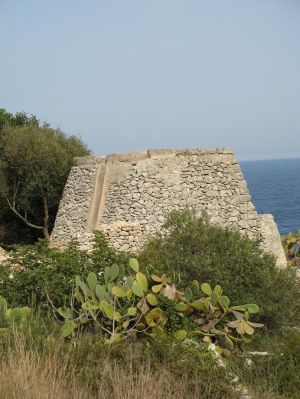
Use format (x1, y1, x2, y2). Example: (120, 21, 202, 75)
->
(42, 196, 50, 239)
(5, 194, 50, 239)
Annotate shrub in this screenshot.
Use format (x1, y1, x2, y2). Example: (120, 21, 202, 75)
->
(0, 234, 129, 308)
(139, 210, 300, 329)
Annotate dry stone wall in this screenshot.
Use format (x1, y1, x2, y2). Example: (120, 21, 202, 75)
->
(51, 158, 99, 241)
(51, 148, 286, 268)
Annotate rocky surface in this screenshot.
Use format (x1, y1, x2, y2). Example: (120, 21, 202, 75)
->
(51, 147, 286, 268)
(259, 214, 287, 268)
(51, 163, 99, 242)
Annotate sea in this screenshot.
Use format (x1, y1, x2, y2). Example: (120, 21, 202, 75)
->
(240, 158, 300, 236)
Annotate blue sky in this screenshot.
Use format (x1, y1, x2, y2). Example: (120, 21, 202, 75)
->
(1, 0, 299, 160)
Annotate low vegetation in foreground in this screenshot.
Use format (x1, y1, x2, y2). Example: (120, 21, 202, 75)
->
(1, 211, 300, 398)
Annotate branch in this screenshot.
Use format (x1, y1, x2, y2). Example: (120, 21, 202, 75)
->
(5, 194, 44, 231)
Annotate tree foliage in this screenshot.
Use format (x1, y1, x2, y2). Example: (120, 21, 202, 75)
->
(0, 109, 90, 239)
(0, 108, 39, 133)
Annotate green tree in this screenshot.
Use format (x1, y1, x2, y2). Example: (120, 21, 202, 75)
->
(0, 109, 41, 244)
(0, 108, 39, 133)
(0, 123, 90, 239)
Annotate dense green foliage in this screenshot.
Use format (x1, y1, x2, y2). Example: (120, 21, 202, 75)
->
(140, 211, 300, 329)
(0, 108, 90, 243)
(2, 213, 299, 332)
(0, 234, 128, 308)
(0, 109, 40, 244)
(0, 108, 39, 134)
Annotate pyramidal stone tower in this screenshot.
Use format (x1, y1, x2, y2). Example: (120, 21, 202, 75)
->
(51, 148, 286, 268)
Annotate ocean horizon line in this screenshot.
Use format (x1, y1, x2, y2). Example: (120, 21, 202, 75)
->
(239, 156, 300, 163)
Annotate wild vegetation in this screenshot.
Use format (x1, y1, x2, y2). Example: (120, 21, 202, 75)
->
(140, 211, 300, 330)
(0, 109, 299, 398)
(0, 212, 300, 398)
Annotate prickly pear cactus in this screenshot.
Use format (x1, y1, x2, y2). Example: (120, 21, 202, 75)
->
(0, 295, 31, 334)
(56, 259, 263, 350)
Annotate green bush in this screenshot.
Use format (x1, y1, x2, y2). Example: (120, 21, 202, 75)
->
(0, 234, 129, 308)
(139, 210, 300, 330)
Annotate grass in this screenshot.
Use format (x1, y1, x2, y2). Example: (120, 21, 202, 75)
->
(0, 345, 197, 399)
(0, 329, 236, 399)
(1, 323, 299, 399)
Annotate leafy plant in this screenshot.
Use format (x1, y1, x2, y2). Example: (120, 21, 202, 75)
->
(57, 259, 262, 349)
(173, 282, 263, 349)
(0, 234, 129, 308)
(58, 258, 164, 343)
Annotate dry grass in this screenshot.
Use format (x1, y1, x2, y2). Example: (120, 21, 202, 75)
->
(0, 331, 292, 399)
(0, 334, 225, 399)
(0, 349, 216, 399)
(2, 346, 286, 399)
(0, 338, 84, 399)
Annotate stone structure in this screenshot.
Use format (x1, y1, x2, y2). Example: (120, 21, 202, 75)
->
(51, 148, 286, 268)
